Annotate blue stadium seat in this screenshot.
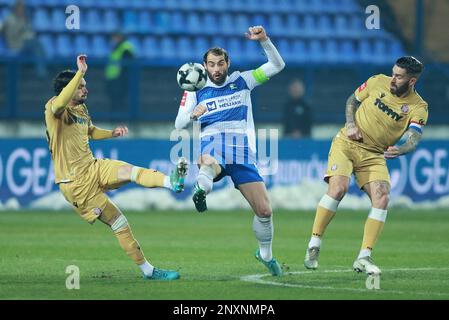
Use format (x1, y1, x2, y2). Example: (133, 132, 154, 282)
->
(219, 14, 234, 36)
(74, 35, 90, 57)
(350, 15, 363, 37)
(291, 39, 307, 63)
(111, 0, 128, 9)
(276, 0, 292, 13)
(317, 15, 332, 37)
(324, 39, 339, 63)
(278, 39, 292, 63)
(303, 14, 316, 37)
(85, 10, 102, 33)
(142, 36, 159, 59)
(56, 35, 73, 58)
(0, 0, 14, 5)
(92, 35, 109, 58)
(210, 36, 226, 49)
(163, 0, 178, 10)
(309, 39, 324, 62)
(186, 12, 202, 35)
(373, 39, 387, 64)
(170, 12, 185, 33)
(104, 10, 120, 33)
(32, 8, 50, 32)
(176, 37, 194, 61)
(390, 41, 405, 60)
(160, 37, 176, 60)
(286, 14, 300, 36)
(128, 0, 147, 9)
(193, 37, 209, 59)
(359, 39, 374, 63)
(235, 14, 249, 36)
(123, 10, 138, 33)
(268, 14, 284, 36)
(335, 15, 350, 37)
(153, 11, 170, 34)
(128, 36, 142, 58)
(146, 0, 164, 10)
(227, 38, 243, 63)
(138, 11, 152, 33)
(203, 13, 216, 35)
(251, 14, 267, 28)
(340, 39, 356, 63)
(244, 40, 261, 62)
(38, 34, 54, 58)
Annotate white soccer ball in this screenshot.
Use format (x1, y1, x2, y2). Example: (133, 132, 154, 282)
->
(176, 62, 207, 92)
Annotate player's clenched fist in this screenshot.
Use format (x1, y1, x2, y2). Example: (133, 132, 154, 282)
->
(346, 123, 363, 142)
(245, 26, 268, 42)
(112, 125, 128, 138)
(190, 104, 207, 120)
(77, 54, 88, 73)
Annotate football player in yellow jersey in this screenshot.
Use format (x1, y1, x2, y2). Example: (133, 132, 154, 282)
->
(304, 56, 428, 275)
(45, 55, 188, 280)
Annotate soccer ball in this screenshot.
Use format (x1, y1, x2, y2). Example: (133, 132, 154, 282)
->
(177, 62, 207, 92)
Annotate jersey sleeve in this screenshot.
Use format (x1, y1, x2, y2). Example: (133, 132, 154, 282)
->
(354, 75, 379, 102)
(409, 104, 428, 134)
(175, 90, 197, 129)
(240, 70, 263, 91)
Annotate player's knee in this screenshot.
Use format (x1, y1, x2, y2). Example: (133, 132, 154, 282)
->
(255, 204, 272, 218)
(110, 214, 129, 232)
(198, 155, 217, 166)
(328, 184, 348, 200)
(374, 192, 390, 208)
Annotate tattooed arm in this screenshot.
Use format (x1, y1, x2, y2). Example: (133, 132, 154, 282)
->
(345, 93, 363, 141)
(384, 128, 423, 159)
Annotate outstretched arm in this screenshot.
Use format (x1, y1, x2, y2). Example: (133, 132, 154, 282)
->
(384, 128, 422, 159)
(89, 125, 128, 140)
(246, 26, 285, 82)
(51, 55, 87, 116)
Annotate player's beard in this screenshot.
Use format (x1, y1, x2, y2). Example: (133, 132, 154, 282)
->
(207, 69, 228, 86)
(390, 81, 410, 97)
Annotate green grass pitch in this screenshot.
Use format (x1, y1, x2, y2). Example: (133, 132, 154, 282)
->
(1, 209, 448, 300)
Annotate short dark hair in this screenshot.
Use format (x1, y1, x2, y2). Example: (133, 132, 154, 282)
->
(53, 70, 76, 95)
(395, 56, 424, 77)
(203, 47, 229, 64)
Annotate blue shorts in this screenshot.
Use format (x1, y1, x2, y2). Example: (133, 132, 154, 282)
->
(213, 164, 264, 188)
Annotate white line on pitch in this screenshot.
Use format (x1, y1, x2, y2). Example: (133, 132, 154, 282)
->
(240, 267, 449, 296)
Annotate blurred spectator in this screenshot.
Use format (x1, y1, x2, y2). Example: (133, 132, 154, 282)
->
(0, 0, 47, 77)
(283, 78, 312, 138)
(105, 32, 135, 113)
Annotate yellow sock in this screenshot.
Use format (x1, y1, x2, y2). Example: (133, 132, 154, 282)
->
(361, 208, 387, 250)
(311, 194, 339, 237)
(114, 226, 146, 265)
(132, 167, 165, 188)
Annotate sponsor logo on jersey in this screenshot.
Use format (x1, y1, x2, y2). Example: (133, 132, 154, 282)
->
(374, 98, 403, 121)
(401, 104, 409, 113)
(230, 83, 237, 90)
(206, 101, 217, 111)
(358, 82, 367, 92)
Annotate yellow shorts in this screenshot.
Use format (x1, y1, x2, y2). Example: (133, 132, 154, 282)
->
(59, 159, 128, 224)
(324, 135, 390, 189)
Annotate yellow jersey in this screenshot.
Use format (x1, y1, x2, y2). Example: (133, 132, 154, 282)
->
(340, 74, 428, 153)
(45, 100, 96, 183)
